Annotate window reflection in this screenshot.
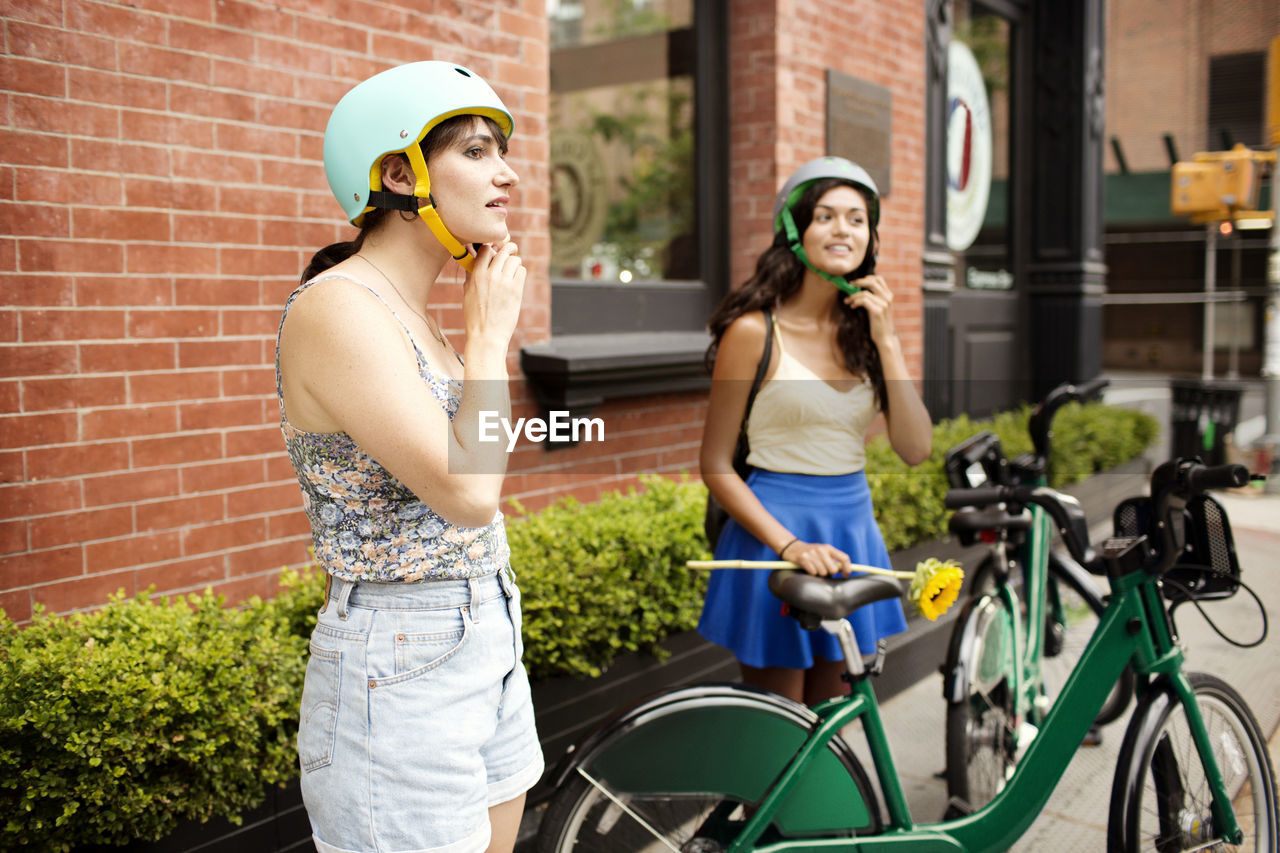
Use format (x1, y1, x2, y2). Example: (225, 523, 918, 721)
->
(951, 2, 1012, 290)
(548, 0, 697, 283)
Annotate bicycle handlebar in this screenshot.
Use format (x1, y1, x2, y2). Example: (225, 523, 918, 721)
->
(944, 487, 1005, 510)
(947, 460, 1253, 577)
(1147, 460, 1252, 575)
(1074, 376, 1110, 400)
(1028, 377, 1110, 460)
(1185, 462, 1251, 493)
(944, 484, 1096, 567)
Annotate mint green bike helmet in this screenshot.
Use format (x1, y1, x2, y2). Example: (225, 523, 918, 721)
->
(323, 61, 514, 271)
(772, 156, 879, 295)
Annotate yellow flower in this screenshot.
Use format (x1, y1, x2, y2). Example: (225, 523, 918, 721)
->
(909, 558, 964, 621)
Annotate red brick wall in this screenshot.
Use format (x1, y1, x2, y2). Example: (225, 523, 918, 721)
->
(1, 0, 926, 620)
(507, 0, 928, 509)
(0, 1, 550, 621)
(728, 0, 784, 290)
(729, 0, 926, 375)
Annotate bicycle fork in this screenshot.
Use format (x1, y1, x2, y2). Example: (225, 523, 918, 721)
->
(1135, 573, 1246, 846)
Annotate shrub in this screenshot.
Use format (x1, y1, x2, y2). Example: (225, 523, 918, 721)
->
(508, 473, 711, 680)
(1048, 402, 1160, 487)
(0, 585, 312, 851)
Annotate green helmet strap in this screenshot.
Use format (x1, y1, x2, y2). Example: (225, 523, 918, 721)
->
(779, 205, 861, 296)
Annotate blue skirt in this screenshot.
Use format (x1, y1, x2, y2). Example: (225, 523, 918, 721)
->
(698, 469, 907, 669)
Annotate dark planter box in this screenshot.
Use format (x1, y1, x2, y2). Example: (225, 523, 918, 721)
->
(74, 777, 313, 853)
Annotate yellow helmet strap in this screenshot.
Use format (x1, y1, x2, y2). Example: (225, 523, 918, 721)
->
(406, 144, 475, 272)
(364, 145, 476, 272)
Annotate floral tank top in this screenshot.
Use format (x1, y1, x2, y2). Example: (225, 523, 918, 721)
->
(275, 274, 510, 582)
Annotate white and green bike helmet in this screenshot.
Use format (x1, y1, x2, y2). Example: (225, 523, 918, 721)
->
(772, 156, 879, 295)
(323, 61, 514, 271)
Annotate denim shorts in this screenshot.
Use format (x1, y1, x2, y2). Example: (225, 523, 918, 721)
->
(298, 569, 544, 853)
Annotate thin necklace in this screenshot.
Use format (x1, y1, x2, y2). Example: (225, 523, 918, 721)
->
(358, 254, 448, 349)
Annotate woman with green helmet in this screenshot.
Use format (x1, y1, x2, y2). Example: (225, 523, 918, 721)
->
(275, 61, 541, 853)
(697, 156, 934, 706)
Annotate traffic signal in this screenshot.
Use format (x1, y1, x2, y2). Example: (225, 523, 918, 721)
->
(1170, 144, 1262, 222)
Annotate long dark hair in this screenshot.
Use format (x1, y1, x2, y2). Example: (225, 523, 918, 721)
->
(300, 114, 509, 283)
(706, 177, 887, 413)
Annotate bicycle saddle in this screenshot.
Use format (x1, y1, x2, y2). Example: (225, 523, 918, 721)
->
(768, 571, 903, 620)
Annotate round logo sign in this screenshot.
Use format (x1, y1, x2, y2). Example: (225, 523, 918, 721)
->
(946, 41, 993, 252)
(549, 132, 607, 269)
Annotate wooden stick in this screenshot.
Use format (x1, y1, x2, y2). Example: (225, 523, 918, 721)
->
(686, 559, 912, 579)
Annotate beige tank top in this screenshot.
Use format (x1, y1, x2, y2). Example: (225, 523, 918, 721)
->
(745, 321, 879, 475)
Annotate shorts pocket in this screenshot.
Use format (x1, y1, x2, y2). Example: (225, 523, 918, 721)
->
(505, 581, 525, 660)
(390, 606, 469, 680)
(298, 644, 341, 773)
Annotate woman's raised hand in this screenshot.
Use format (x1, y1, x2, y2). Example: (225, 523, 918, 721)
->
(785, 540, 853, 577)
(464, 240, 526, 345)
(843, 274, 896, 346)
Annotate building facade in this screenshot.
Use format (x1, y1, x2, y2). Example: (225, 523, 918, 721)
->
(1102, 0, 1279, 377)
(2, 0, 1116, 619)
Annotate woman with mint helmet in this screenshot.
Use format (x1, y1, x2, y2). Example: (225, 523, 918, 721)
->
(697, 156, 933, 706)
(276, 61, 541, 853)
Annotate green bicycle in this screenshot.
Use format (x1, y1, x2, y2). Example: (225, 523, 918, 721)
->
(941, 379, 1136, 812)
(535, 458, 1277, 852)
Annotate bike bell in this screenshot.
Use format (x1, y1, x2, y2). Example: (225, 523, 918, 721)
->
(772, 156, 879, 295)
(323, 61, 515, 272)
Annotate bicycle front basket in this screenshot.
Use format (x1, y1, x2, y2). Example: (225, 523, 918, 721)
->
(1112, 494, 1241, 603)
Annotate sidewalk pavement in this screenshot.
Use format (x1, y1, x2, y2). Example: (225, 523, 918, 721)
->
(852, 486, 1280, 849)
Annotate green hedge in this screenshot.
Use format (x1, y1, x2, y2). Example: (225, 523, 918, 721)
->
(0, 573, 316, 850)
(509, 474, 711, 681)
(1, 401, 1157, 849)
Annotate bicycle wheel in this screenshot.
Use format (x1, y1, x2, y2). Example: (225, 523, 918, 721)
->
(945, 591, 1018, 810)
(1109, 672, 1278, 852)
(536, 687, 881, 852)
(538, 770, 749, 853)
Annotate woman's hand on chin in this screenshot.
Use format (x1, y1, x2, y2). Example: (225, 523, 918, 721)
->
(843, 274, 896, 345)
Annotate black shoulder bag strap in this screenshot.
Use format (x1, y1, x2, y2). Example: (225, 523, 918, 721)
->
(732, 309, 774, 478)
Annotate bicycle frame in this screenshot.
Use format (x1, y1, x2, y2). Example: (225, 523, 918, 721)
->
(1006, 502, 1053, 727)
(712, 562, 1242, 852)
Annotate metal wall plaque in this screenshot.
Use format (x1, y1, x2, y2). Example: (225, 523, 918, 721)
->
(825, 69, 892, 197)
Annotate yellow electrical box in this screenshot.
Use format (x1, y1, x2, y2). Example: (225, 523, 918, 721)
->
(1170, 144, 1260, 221)
(1171, 162, 1227, 217)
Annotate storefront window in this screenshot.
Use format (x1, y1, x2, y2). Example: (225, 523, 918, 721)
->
(949, 2, 1012, 291)
(548, 0, 697, 283)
